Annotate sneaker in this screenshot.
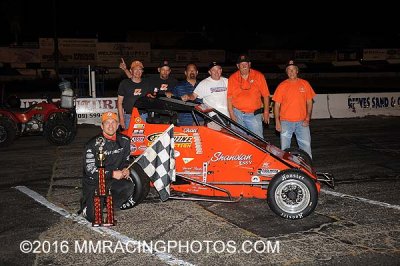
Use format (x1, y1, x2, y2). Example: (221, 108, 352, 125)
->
(120, 196, 136, 210)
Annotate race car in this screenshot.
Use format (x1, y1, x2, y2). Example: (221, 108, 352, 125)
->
(122, 96, 334, 220)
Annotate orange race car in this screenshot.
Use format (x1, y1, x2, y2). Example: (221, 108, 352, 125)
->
(122, 96, 334, 220)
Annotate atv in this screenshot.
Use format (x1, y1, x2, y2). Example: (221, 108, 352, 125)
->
(122, 96, 334, 220)
(0, 82, 77, 148)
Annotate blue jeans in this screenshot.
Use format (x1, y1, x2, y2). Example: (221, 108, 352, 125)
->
(280, 120, 312, 158)
(233, 108, 263, 138)
(124, 113, 148, 129)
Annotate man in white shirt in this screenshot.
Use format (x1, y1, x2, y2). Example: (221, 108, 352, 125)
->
(181, 62, 228, 116)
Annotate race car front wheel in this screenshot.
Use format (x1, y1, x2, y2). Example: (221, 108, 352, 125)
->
(267, 169, 318, 219)
(129, 163, 151, 206)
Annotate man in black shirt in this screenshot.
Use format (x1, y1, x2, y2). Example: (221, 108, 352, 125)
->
(81, 111, 134, 222)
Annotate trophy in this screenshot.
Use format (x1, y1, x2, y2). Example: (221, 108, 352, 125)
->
(92, 138, 115, 227)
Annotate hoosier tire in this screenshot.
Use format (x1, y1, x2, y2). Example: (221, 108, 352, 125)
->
(267, 169, 318, 219)
(130, 163, 151, 206)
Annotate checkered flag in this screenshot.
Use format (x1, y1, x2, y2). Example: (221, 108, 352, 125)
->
(134, 124, 175, 201)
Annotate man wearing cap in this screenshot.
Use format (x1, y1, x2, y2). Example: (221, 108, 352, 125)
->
(146, 60, 179, 123)
(117, 60, 151, 129)
(149, 60, 178, 95)
(227, 54, 270, 138)
(273, 60, 316, 158)
(81, 111, 135, 222)
(181, 61, 229, 117)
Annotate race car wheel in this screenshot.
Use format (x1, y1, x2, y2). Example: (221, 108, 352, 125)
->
(44, 118, 76, 145)
(284, 147, 313, 166)
(0, 118, 17, 148)
(267, 169, 318, 219)
(129, 163, 151, 206)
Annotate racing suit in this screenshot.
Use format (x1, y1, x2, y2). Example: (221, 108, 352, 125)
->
(81, 132, 134, 222)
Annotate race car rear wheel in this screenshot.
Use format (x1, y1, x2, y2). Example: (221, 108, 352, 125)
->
(284, 147, 313, 166)
(267, 169, 318, 219)
(0, 118, 17, 148)
(44, 118, 76, 145)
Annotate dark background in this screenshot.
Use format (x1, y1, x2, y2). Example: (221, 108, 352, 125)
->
(1, 0, 400, 51)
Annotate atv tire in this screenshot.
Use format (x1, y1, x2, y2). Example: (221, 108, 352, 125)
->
(267, 169, 318, 219)
(0, 118, 17, 148)
(44, 117, 76, 145)
(284, 147, 313, 166)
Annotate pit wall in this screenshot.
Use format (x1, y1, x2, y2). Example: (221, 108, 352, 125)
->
(21, 92, 400, 125)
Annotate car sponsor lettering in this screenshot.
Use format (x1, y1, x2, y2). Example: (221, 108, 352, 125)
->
(131, 136, 145, 142)
(210, 152, 252, 162)
(258, 169, 279, 176)
(134, 124, 145, 129)
(147, 132, 192, 148)
(183, 128, 198, 133)
(133, 129, 144, 135)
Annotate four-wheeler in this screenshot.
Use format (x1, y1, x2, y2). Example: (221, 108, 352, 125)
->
(0, 82, 77, 148)
(122, 96, 334, 219)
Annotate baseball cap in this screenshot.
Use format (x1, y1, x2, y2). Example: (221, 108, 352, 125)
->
(130, 60, 144, 70)
(286, 60, 298, 69)
(159, 60, 171, 68)
(208, 61, 222, 70)
(101, 111, 118, 123)
(236, 54, 250, 64)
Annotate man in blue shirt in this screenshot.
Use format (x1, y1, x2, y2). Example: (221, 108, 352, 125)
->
(171, 63, 201, 126)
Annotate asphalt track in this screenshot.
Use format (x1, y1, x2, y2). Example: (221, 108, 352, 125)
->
(1, 116, 399, 265)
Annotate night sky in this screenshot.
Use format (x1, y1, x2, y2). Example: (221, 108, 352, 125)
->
(1, 0, 399, 50)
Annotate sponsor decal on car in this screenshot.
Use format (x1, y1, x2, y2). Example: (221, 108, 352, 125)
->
(133, 129, 144, 135)
(183, 128, 198, 133)
(134, 124, 145, 129)
(147, 132, 193, 148)
(193, 133, 203, 155)
(130, 144, 137, 152)
(183, 158, 194, 164)
(258, 169, 280, 176)
(131, 136, 145, 142)
(210, 152, 252, 162)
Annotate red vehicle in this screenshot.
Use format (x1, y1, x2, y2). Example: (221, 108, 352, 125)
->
(0, 86, 77, 147)
(123, 96, 334, 219)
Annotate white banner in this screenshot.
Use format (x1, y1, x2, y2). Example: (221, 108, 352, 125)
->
(327, 92, 400, 118)
(20, 93, 400, 125)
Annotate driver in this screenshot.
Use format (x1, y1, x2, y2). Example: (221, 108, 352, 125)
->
(80, 111, 135, 222)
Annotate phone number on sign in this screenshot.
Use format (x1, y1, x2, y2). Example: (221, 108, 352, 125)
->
(77, 113, 101, 119)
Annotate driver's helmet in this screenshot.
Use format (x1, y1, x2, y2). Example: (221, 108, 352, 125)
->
(6, 95, 21, 108)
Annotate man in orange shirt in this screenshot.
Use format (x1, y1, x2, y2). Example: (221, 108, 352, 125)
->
(227, 54, 270, 138)
(273, 60, 316, 158)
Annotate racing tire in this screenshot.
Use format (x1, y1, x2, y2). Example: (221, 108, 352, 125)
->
(267, 169, 318, 219)
(0, 118, 17, 148)
(44, 118, 76, 145)
(129, 163, 151, 206)
(284, 147, 313, 166)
